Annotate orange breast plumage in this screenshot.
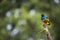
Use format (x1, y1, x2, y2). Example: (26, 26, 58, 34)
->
(43, 18, 49, 23)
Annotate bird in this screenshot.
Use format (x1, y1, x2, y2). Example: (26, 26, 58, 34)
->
(41, 14, 50, 25)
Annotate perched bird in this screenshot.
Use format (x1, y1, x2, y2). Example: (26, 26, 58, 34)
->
(41, 14, 50, 25)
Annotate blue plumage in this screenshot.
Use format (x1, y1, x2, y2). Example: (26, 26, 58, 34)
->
(41, 14, 47, 20)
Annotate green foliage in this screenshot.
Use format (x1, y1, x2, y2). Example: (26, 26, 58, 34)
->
(0, 0, 60, 40)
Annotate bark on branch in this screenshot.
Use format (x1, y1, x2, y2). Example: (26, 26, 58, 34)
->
(43, 24, 52, 40)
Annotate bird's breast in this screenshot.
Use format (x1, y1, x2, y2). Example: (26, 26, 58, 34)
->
(43, 18, 49, 23)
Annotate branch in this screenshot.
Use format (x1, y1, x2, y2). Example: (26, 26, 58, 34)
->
(43, 24, 52, 40)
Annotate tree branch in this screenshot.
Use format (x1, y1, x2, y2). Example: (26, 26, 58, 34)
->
(43, 24, 52, 40)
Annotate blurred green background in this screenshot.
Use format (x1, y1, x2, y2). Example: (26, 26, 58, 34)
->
(0, 0, 60, 40)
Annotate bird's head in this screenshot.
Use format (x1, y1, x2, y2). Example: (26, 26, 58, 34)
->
(41, 14, 44, 17)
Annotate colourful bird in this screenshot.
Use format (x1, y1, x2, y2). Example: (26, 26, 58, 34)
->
(41, 14, 50, 25)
